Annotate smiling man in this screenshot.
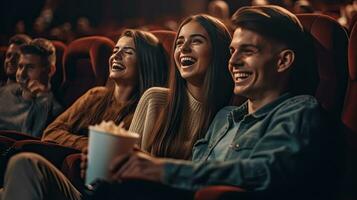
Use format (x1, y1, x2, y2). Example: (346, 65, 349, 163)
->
(0, 38, 62, 137)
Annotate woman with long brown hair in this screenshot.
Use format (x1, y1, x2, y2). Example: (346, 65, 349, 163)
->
(42, 29, 168, 151)
(129, 14, 233, 159)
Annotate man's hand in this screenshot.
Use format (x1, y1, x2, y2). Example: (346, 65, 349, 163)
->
(109, 150, 165, 183)
(80, 147, 88, 179)
(27, 80, 49, 96)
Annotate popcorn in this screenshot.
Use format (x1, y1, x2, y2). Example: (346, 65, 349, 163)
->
(89, 121, 139, 138)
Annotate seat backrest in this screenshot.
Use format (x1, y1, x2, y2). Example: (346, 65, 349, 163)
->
(341, 23, 357, 200)
(297, 13, 349, 119)
(59, 36, 115, 108)
(50, 40, 66, 99)
(343, 23, 357, 135)
(150, 30, 176, 57)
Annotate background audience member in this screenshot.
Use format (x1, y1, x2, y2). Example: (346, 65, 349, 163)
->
(0, 38, 61, 137)
(1, 34, 31, 86)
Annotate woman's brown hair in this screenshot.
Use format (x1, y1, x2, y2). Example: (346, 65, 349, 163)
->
(148, 15, 233, 159)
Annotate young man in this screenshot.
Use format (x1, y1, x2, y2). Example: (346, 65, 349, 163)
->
(0, 38, 62, 137)
(1, 34, 32, 86)
(0, 5, 331, 200)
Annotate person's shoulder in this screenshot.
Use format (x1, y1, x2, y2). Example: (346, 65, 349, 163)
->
(273, 95, 321, 118)
(140, 87, 169, 102)
(0, 82, 21, 94)
(282, 95, 319, 109)
(84, 86, 109, 97)
(216, 106, 237, 116)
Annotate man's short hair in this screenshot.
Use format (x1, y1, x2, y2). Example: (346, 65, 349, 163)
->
(8, 34, 32, 46)
(19, 38, 56, 68)
(231, 5, 304, 53)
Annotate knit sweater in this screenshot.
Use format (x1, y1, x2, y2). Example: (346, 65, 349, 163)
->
(42, 87, 134, 151)
(129, 87, 204, 159)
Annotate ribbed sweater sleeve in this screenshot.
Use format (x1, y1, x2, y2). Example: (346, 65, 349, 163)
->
(129, 87, 169, 150)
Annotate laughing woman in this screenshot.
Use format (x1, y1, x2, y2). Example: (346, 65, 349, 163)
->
(42, 29, 168, 152)
(129, 14, 233, 159)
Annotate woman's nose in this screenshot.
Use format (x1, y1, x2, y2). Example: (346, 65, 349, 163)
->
(181, 41, 191, 53)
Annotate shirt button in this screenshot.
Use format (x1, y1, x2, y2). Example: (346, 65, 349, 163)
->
(235, 144, 240, 148)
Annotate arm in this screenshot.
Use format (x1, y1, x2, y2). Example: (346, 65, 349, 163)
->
(162, 98, 323, 191)
(42, 88, 101, 151)
(129, 87, 168, 150)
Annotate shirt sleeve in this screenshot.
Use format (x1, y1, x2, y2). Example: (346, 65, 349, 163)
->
(162, 98, 322, 191)
(129, 87, 168, 150)
(41, 89, 98, 151)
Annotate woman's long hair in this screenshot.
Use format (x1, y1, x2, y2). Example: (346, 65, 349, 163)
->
(80, 29, 169, 128)
(149, 15, 233, 159)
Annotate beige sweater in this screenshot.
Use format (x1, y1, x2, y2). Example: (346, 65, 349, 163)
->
(129, 87, 203, 158)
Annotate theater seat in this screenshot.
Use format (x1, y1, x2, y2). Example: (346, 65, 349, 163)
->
(342, 22, 357, 200)
(297, 14, 349, 118)
(194, 13, 349, 200)
(51, 40, 66, 101)
(150, 30, 176, 55)
(59, 36, 115, 108)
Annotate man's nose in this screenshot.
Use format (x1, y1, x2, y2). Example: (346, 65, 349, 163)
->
(229, 52, 243, 68)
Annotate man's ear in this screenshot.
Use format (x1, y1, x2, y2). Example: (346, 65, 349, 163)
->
(277, 49, 294, 72)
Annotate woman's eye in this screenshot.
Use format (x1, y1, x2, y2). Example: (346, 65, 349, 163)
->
(175, 40, 184, 47)
(192, 39, 202, 44)
(124, 50, 134, 55)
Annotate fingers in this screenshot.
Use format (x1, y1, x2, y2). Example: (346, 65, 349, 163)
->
(27, 80, 48, 95)
(80, 148, 88, 179)
(109, 153, 131, 175)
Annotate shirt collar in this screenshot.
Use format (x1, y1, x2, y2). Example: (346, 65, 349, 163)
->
(252, 92, 292, 118)
(231, 92, 292, 121)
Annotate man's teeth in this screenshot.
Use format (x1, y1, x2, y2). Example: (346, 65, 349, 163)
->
(234, 72, 251, 80)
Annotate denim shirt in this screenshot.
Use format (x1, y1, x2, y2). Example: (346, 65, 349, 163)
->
(163, 93, 323, 191)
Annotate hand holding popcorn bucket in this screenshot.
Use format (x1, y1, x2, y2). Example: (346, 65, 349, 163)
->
(85, 121, 139, 186)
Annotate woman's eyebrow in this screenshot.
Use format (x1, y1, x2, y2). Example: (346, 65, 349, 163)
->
(190, 34, 208, 40)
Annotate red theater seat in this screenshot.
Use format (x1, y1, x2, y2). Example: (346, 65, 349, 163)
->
(194, 13, 349, 200)
(342, 22, 357, 200)
(51, 40, 66, 100)
(59, 36, 115, 108)
(150, 30, 176, 55)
